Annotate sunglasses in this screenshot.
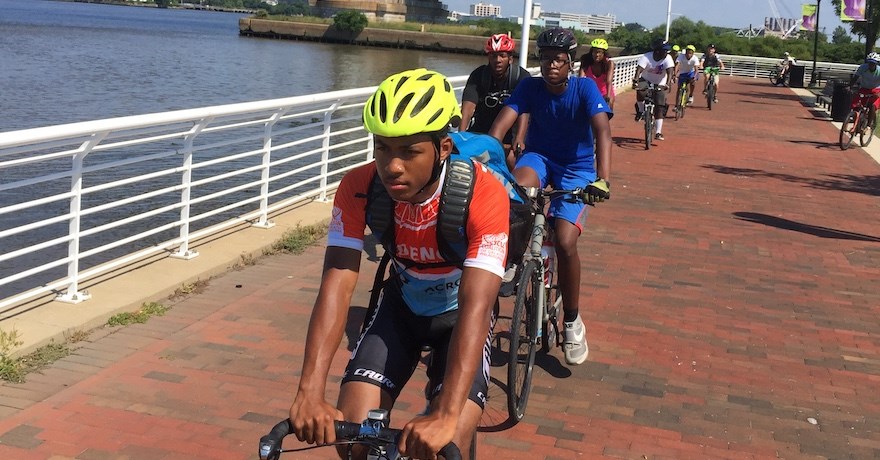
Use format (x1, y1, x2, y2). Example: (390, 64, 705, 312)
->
(484, 92, 511, 108)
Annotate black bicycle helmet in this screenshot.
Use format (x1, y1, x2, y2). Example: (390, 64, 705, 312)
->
(651, 38, 669, 51)
(536, 27, 578, 55)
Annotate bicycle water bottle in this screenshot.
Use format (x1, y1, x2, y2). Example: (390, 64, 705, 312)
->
(541, 238, 555, 288)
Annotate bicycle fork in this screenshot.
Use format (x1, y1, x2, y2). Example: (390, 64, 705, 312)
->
(527, 213, 550, 344)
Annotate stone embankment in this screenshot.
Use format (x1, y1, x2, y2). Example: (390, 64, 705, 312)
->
(239, 18, 543, 56)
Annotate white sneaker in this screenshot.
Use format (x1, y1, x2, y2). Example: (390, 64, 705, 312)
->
(563, 315, 589, 365)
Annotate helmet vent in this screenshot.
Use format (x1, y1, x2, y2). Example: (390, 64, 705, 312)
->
(394, 93, 414, 123)
(378, 93, 388, 122)
(411, 86, 435, 119)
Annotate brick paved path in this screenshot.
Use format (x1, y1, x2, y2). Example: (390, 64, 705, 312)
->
(1, 77, 879, 459)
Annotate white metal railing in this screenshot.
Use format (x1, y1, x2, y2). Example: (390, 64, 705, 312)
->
(0, 74, 456, 313)
(0, 54, 859, 313)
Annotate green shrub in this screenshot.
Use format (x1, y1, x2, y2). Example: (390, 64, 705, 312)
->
(333, 10, 368, 35)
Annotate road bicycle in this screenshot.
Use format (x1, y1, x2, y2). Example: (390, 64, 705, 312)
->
(506, 186, 593, 421)
(769, 66, 788, 86)
(839, 91, 876, 150)
(635, 81, 661, 150)
(704, 67, 720, 110)
(673, 76, 691, 120)
(259, 409, 462, 460)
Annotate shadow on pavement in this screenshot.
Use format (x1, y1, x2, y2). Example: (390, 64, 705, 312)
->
(613, 136, 648, 150)
(733, 212, 880, 242)
(787, 139, 840, 151)
(703, 164, 880, 197)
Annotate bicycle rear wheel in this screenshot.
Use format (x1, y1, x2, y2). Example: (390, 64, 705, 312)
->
(839, 110, 858, 150)
(860, 109, 875, 146)
(507, 258, 539, 422)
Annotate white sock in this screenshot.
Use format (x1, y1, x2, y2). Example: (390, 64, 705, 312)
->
(637, 101, 645, 112)
(655, 118, 664, 134)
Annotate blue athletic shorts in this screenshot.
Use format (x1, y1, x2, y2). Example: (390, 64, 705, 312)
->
(679, 71, 697, 82)
(515, 152, 594, 231)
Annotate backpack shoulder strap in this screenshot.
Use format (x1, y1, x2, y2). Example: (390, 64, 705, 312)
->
(365, 171, 395, 253)
(437, 158, 475, 263)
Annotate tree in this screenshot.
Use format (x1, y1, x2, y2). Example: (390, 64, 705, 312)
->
(831, 0, 880, 54)
(332, 10, 368, 35)
(832, 25, 853, 44)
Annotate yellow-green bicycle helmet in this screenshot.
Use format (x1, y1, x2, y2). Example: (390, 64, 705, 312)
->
(590, 38, 609, 50)
(363, 68, 462, 137)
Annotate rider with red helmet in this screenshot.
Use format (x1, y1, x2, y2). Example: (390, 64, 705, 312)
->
(461, 33, 530, 152)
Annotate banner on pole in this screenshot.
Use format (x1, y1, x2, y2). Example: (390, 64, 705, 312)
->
(841, 0, 866, 22)
(800, 4, 817, 31)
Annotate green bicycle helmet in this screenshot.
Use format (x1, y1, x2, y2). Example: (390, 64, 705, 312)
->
(590, 38, 609, 50)
(363, 68, 462, 138)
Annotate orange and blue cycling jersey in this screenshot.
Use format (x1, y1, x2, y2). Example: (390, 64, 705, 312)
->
(328, 161, 510, 316)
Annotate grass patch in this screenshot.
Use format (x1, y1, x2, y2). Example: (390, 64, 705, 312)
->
(107, 302, 169, 327)
(0, 328, 24, 382)
(270, 223, 328, 255)
(232, 252, 258, 271)
(0, 328, 71, 384)
(169, 279, 209, 300)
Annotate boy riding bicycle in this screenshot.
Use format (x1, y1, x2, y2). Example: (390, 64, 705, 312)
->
(287, 69, 510, 460)
(489, 27, 612, 366)
(851, 52, 880, 130)
(676, 45, 699, 108)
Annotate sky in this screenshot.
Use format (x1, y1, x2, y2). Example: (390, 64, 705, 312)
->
(445, 0, 849, 36)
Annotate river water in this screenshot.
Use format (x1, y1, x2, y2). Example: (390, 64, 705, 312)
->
(0, 0, 484, 133)
(0, 0, 484, 300)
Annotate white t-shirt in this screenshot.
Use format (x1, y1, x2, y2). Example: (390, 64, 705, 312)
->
(677, 55, 699, 74)
(637, 52, 675, 86)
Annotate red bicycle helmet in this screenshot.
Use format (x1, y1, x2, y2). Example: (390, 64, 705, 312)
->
(485, 33, 516, 53)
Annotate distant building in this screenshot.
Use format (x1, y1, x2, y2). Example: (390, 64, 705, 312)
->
(470, 2, 501, 17)
(541, 12, 618, 34)
(309, 0, 449, 23)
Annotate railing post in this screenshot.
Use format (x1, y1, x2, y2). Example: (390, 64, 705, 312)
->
(171, 119, 210, 260)
(316, 101, 341, 203)
(253, 111, 283, 229)
(56, 133, 107, 304)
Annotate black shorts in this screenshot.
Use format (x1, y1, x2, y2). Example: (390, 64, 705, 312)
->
(342, 282, 495, 409)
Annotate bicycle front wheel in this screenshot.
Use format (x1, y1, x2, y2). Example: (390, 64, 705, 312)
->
(768, 70, 777, 85)
(840, 110, 858, 150)
(860, 109, 875, 146)
(644, 110, 653, 150)
(507, 258, 539, 422)
(707, 84, 715, 110)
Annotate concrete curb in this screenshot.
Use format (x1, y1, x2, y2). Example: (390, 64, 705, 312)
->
(0, 198, 334, 357)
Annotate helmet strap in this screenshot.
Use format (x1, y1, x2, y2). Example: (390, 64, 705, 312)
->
(415, 133, 446, 196)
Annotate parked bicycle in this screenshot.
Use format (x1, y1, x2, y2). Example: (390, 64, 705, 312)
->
(704, 66, 720, 110)
(506, 186, 594, 421)
(259, 409, 462, 460)
(839, 90, 876, 150)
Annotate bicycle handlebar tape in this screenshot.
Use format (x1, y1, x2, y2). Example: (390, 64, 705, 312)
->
(258, 419, 292, 460)
(334, 420, 362, 440)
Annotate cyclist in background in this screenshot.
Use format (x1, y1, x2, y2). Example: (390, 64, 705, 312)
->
(778, 51, 796, 81)
(676, 45, 700, 108)
(489, 27, 612, 366)
(461, 33, 530, 155)
(664, 44, 681, 117)
(633, 38, 675, 141)
(850, 52, 880, 131)
(288, 68, 509, 460)
(578, 38, 616, 109)
(700, 44, 725, 103)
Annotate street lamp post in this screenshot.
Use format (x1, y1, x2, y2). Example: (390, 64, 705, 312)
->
(665, 0, 673, 41)
(519, 0, 533, 68)
(810, 0, 821, 87)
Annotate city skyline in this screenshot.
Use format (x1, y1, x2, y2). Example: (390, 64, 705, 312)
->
(446, 0, 848, 36)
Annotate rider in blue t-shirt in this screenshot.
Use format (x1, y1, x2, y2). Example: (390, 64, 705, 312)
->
(489, 27, 612, 367)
